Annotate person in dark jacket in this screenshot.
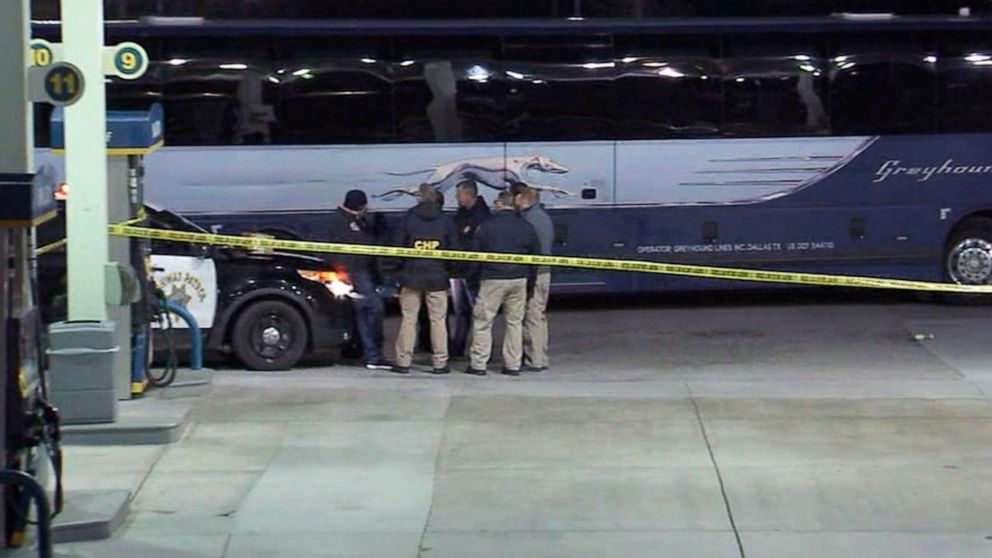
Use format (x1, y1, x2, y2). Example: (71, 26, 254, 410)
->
(327, 189, 391, 371)
(464, 191, 540, 376)
(449, 179, 491, 357)
(392, 184, 459, 374)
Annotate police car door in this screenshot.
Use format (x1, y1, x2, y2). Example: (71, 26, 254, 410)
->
(150, 254, 218, 329)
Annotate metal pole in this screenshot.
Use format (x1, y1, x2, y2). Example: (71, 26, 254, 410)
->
(62, 0, 109, 321)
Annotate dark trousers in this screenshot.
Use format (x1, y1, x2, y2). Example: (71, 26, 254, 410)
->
(449, 278, 477, 357)
(351, 271, 384, 363)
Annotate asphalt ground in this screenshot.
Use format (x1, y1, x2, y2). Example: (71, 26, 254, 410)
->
(39, 290, 992, 557)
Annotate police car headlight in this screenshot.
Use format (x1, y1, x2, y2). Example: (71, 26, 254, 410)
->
(297, 270, 354, 298)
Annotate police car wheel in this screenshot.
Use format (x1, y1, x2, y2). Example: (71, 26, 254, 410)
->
(231, 300, 308, 370)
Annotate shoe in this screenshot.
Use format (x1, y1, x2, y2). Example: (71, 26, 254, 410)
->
(523, 365, 548, 373)
(365, 360, 394, 371)
(501, 368, 521, 376)
(429, 366, 451, 375)
(463, 367, 487, 376)
(390, 365, 411, 375)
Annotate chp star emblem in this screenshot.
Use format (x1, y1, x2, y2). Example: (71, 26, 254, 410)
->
(166, 285, 193, 309)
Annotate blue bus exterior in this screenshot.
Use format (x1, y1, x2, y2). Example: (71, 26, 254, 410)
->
(31, 16, 992, 294)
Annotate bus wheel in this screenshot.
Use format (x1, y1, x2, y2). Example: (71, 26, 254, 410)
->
(231, 300, 308, 370)
(943, 217, 992, 303)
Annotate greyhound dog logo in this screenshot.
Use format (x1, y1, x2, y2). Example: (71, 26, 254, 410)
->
(375, 155, 573, 200)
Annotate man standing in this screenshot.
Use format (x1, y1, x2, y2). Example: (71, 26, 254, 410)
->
(513, 183, 554, 373)
(393, 184, 458, 374)
(465, 191, 540, 376)
(450, 179, 490, 357)
(327, 189, 391, 371)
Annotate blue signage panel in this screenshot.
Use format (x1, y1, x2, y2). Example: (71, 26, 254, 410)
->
(50, 103, 164, 152)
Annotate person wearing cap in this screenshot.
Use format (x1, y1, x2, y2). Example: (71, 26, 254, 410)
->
(328, 189, 392, 371)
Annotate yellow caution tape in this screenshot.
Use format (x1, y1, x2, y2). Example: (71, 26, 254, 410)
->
(34, 238, 66, 256)
(34, 208, 147, 257)
(106, 223, 992, 295)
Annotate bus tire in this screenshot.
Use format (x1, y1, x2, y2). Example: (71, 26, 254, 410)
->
(231, 300, 308, 370)
(943, 217, 992, 304)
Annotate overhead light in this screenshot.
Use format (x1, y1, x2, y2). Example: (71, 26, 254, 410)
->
(966, 53, 991, 63)
(643, 61, 666, 68)
(923, 55, 937, 63)
(292, 68, 312, 76)
(832, 55, 849, 63)
(793, 55, 812, 61)
(267, 76, 280, 84)
(360, 57, 377, 64)
(620, 56, 639, 64)
(220, 63, 248, 70)
(399, 60, 416, 67)
(799, 63, 817, 72)
(167, 58, 187, 66)
(735, 77, 745, 83)
(657, 67, 685, 78)
(505, 70, 526, 80)
(582, 62, 614, 70)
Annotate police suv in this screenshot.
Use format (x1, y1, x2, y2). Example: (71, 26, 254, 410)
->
(38, 205, 356, 371)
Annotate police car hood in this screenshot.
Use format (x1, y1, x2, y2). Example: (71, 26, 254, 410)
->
(144, 204, 326, 268)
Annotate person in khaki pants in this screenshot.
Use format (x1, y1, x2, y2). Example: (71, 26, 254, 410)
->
(465, 192, 541, 376)
(513, 184, 554, 372)
(391, 185, 458, 374)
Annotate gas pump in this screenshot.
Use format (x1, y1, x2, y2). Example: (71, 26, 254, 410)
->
(1, 172, 61, 557)
(49, 105, 163, 402)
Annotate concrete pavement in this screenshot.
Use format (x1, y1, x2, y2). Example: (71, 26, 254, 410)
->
(37, 294, 992, 557)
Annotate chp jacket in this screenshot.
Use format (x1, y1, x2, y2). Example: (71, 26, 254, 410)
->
(391, 201, 458, 292)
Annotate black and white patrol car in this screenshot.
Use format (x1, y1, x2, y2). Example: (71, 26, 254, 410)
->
(37, 204, 356, 371)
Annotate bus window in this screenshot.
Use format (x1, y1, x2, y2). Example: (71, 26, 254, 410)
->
(161, 36, 278, 145)
(275, 37, 393, 145)
(500, 35, 616, 141)
(937, 36, 992, 133)
(615, 34, 721, 139)
(829, 34, 937, 135)
(723, 37, 829, 137)
(393, 36, 504, 143)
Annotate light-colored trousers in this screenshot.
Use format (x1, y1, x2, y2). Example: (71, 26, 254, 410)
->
(395, 287, 448, 368)
(470, 278, 527, 371)
(523, 272, 551, 368)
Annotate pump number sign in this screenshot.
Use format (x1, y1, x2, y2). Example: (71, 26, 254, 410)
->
(42, 63, 85, 106)
(108, 42, 148, 80)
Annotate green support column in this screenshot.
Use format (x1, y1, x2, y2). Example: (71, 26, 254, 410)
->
(62, 0, 109, 320)
(0, 0, 32, 175)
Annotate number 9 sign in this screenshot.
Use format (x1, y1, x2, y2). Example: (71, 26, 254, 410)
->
(109, 42, 148, 80)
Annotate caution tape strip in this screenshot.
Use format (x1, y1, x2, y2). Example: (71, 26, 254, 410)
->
(33, 209, 147, 257)
(104, 223, 992, 295)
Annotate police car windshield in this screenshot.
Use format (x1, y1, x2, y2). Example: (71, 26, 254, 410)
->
(144, 203, 209, 234)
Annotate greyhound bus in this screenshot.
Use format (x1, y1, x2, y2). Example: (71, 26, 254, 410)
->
(31, 9, 992, 295)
